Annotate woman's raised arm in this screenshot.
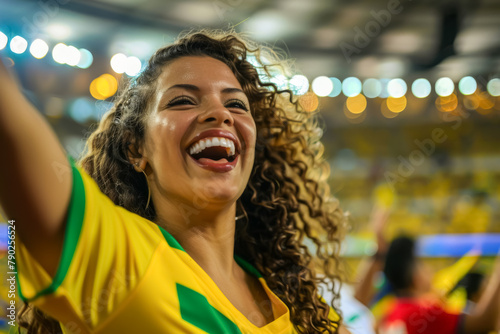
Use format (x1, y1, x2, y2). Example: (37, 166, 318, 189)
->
(463, 253, 500, 333)
(0, 58, 71, 276)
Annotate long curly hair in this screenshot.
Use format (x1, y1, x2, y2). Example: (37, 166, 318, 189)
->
(19, 29, 345, 333)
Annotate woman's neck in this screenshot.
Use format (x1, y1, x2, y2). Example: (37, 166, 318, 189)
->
(155, 201, 239, 280)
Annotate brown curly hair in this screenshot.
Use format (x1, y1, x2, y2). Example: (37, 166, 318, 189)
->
(19, 29, 345, 333)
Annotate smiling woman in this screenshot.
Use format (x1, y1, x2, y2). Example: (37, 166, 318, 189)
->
(0, 30, 346, 333)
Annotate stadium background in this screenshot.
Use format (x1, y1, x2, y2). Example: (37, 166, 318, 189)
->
(0, 0, 499, 332)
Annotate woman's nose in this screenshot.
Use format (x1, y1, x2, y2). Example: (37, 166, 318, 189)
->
(198, 100, 234, 126)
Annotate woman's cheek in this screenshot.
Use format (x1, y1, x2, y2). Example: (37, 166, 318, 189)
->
(240, 116, 257, 148)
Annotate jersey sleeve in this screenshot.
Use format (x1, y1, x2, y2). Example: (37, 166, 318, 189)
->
(16, 156, 163, 332)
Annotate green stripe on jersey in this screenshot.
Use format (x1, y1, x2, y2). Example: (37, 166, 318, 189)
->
(158, 226, 185, 251)
(177, 283, 242, 334)
(17, 156, 85, 302)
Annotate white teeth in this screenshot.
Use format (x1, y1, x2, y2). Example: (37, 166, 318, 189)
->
(188, 137, 237, 157)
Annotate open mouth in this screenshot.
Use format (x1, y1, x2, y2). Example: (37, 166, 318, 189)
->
(187, 137, 239, 168)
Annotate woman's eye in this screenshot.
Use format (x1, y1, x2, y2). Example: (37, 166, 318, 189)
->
(166, 97, 195, 107)
(226, 100, 249, 111)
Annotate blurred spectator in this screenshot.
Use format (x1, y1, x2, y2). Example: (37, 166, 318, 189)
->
(379, 236, 500, 334)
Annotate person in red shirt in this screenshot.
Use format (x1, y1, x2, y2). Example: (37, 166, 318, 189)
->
(379, 236, 500, 334)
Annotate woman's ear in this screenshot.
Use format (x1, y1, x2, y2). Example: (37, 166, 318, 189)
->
(127, 140, 148, 173)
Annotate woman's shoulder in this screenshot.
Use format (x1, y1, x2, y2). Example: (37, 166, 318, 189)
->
(70, 156, 164, 244)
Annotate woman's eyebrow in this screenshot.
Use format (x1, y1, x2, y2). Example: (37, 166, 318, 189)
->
(221, 87, 244, 94)
(165, 84, 200, 92)
(163, 85, 243, 94)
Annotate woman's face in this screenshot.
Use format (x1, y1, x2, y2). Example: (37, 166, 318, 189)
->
(142, 56, 256, 213)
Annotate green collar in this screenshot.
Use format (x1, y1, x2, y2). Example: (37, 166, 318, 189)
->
(158, 225, 262, 278)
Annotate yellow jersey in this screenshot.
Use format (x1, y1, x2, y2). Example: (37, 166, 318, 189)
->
(16, 157, 296, 334)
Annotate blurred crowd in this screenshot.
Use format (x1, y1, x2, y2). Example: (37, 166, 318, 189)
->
(329, 205, 500, 334)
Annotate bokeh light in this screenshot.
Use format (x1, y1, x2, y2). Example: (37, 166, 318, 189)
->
(328, 77, 342, 97)
(378, 78, 390, 98)
(435, 93, 458, 112)
(69, 98, 94, 123)
(478, 92, 494, 110)
(475, 92, 494, 115)
(363, 79, 382, 98)
(0, 31, 8, 50)
(312, 76, 333, 97)
(90, 74, 118, 100)
(10, 36, 28, 54)
(346, 94, 367, 114)
(487, 78, 500, 97)
(110, 53, 127, 74)
(77, 48, 93, 69)
(458, 76, 477, 95)
(412, 78, 431, 98)
(52, 43, 68, 64)
(387, 78, 407, 98)
(65, 46, 81, 66)
(463, 95, 480, 110)
(342, 77, 362, 97)
(97, 74, 118, 97)
(298, 92, 319, 112)
(125, 56, 142, 76)
(289, 74, 309, 95)
(381, 100, 399, 118)
(269, 74, 288, 91)
(386, 96, 407, 113)
(29, 39, 49, 59)
(90, 81, 105, 100)
(435, 77, 454, 97)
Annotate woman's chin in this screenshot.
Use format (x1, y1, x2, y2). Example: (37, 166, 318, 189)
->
(191, 181, 242, 205)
